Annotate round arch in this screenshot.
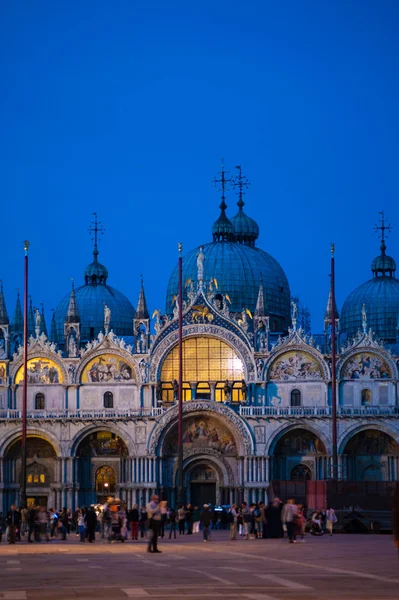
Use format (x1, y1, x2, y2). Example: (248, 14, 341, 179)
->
(337, 348, 397, 381)
(0, 427, 62, 458)
(263, 343, 330, 382)
(76, 350, 137, 385)
(266, 423, 331, 456)
(11, 354, 67, 385)
(338, 422, 399, 455)
(69, 424, 136, 457)
(148, 401, 254, 456)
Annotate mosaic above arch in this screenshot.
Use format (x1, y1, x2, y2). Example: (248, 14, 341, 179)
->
(164, 415, 237, 455)
(81, 353, 135, 383)
(344, 430, 399, 455)
(269, 350, 323, 381)
(0, 362, 7, 386)
(341, 353, 392, 380)
(15, 358, 64, 384)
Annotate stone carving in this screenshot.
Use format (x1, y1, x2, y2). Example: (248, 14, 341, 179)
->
(139, 359, 150, 383)
(196, 246, 205, 283)
(135, 426, 147, 445)
(104, 305, 111, 334)
(148, 401, 253, 454)
(269, 351, 323, 381)
(342, 353, 391, 380)
(361, 303, 367, 333)
(254, 426, 266, 444)
(191, 305, 214, 324)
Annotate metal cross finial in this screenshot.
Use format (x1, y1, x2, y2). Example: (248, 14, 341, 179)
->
(88, 212, 105, 256)
(212, 159, 233, 209)
(232, 165, 250, 208)
(374, 211, 392, 243)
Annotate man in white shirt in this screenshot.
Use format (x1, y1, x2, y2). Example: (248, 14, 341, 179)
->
(146, 494, 162, 553)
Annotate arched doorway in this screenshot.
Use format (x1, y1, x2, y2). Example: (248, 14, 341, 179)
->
(290, 464, 312, 481)
(271, 428, 326, 481)
(4, 436, 57, 510)
(343, 429, 399, 481)
(75, 430, 128, 506)
(187, 463, 217, 507)
(95, 466, 116, 502)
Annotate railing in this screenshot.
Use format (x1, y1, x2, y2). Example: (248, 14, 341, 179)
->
(0, 407, 166, 420)
(239, 405, 399, 417)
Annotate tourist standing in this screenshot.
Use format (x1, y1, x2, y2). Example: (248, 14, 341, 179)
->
(177, 505, 186, 535)
(6, 505, 20, 544)
(139, 506, 148, 538)
(228, 504, 238, 540)
(186, 503, 193, 534)
(146, 494, 162, 553)
(86, 506, 97, 543)
(128, 504, 139, 540)
(200, 504, 212, 542)
(192, 506, 201, 533)
(168, 508, 177, 539)
(326, 507, 337, 536)
(77, 511, 86, 542)
(241, 502, 250, 540)
(267, 498, 284, 538)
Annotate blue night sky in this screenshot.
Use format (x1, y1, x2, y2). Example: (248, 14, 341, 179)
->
(1, 0, 398, 332)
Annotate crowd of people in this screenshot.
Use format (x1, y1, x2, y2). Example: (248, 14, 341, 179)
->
(0, 497, 338, 549)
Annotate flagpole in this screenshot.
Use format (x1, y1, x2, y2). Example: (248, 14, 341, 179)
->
(177, 242, 185, 506)
(20, 240, 30, 509)
(330, 243, 338, 480)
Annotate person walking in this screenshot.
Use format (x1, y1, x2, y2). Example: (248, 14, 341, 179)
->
(86, 506, 97, 543)
(259, 501, 268, 539)
(200, 504, 212, 542)
(241, 502, 250, 540)
(60, 507, 69, 540)
(267, 497, 284, 538)
(186, 503, 193, 534)
(20, 506, 29, 538)
(281, 498, 298, 543)
(177, 505, 186, 535)
(139, 507, 148, 538)
(228, 504, 238, 540)
(146, 494, 162, 553)
(326, 507, 337, 536)
(168, 508, 177, 539)
(192, 506, 201, 534)
(77, 511, 86, 543)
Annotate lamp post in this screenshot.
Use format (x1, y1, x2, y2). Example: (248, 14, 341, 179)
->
(20, 240, 30, 510)
(177, 242, 185, 506)
(330, 243, 338, 480)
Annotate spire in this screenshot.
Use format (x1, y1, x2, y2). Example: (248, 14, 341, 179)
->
(28, 296, 35, 337)
(0, 281, 9, 325)
(85, 213, 109, 285)
(66, 279, 80, 323)
(88, 212, 105, 262)
(371, 212, 396, 277)
(135, 276, 149, 320)
(40, 303, 48, 337)
(212, 160, 235, 242)
(12, 291, 23, 333)
(324, 287, 339, 322)
(50, 309, 57, 342)
(254, 280, 266, 317)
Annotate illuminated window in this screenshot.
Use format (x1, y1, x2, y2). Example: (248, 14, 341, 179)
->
(182, 383, 192, 401)
(27, 474, 33, 483)
(35, 393, 45, 410)
(40, 474, 45, 483)
(231, 382, 244, 403)
(33, 474, 39, 483)
(215, 382, 224, 402)
(104, 391, 113, 408)
(161, 338, 244, 382)
(162, 382, 174, 403)
(196, 382, 210, 399)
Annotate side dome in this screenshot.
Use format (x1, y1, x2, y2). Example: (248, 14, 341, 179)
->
(341, 239, 399, 342)
(53, 249, 135, 343)
(166, 241, 290, 331)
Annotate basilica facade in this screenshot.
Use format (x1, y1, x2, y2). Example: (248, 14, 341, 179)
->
(0, 176, 398, 513)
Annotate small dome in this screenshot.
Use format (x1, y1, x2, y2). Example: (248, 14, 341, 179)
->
(84, 249, 109, 285)
(212, 200, 234, 242)
(231, 201, 259, 247)
(341, 240, 399, 342)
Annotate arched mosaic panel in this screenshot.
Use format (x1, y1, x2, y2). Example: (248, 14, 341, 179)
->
(15, 358, 64, 384)
(342, 353, 391, 380)
(81, 354, 135, 383)
(269, 351, 323, 381)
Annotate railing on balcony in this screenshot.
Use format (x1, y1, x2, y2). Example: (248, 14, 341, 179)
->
(239, 405, 399, 417)
(0, 407, 165, 420)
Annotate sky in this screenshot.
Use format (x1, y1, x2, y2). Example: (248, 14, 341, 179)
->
(1, 0, 398, 332)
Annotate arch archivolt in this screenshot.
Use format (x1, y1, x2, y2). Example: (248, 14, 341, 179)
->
(149, 327, 256, 383)
(0, 426, 62, 458)
(265, 422, 332, 456)
(76, 348, 138, 385)
(173, 449, 235, 487)
(148, 401, 254, 456)
(338, 421, 399, 454)
(10, 352, 67, 385)
(68, 422, 136, 457)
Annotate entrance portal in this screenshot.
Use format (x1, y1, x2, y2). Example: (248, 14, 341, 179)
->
(27, 496, 47, 508)
(189, 464, 217, 506)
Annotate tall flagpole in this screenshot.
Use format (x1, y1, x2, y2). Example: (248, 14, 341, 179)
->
(177, 242, 185, 505)
(330, 243, 338, 480)
(21, 240, 30, 509)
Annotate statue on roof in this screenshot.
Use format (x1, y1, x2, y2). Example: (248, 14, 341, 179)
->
(361, 303, 367, 333)
(104, 304, 111, 334)
(196, 246, 205, 284)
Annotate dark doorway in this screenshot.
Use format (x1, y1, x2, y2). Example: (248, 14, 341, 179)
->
(27, 496, 47, 508)
(191, 482, 216, 507)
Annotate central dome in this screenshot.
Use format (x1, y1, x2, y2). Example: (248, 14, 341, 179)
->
(166, 241, 290, 330)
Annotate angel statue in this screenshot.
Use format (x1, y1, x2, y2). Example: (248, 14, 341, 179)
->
(34, 308, 41, 327)
(104, 304, 111, 334)
(291, 301, 298, 320)
(196, 246, 205, 283)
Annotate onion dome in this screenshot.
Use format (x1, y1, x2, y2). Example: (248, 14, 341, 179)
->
(212, 199, 235, 242)
(341, 237, 399, 343)
(230, 198, 260, 247)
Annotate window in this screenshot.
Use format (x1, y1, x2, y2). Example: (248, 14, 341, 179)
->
(182, 383, 192, 401)
(104, 391, 113, 408)
(196, 382, 211, 400)
(27, 472, 46, 484)
(215, 382, 225, 402)
(361, 389, 372, 406)
(231, 382, 244, 403)
(162, 382, 174, 403)
(96, 465, 116, 496)
(35, 393, 45, 410)
(160, 338, 244, 383)
(290, 389, 301, 407)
